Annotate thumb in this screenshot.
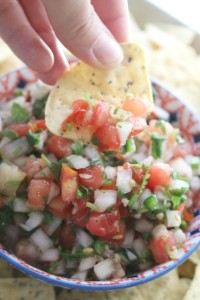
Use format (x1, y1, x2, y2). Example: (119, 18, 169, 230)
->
(41, 0, 123, 68)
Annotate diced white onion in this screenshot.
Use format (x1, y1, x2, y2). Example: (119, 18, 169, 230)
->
(127, 152, 146, 163)
(67, 155, 89, 169)
(35, 130, 48, 151)
(13, 198, 30, 213)
(94, 259, 115, 280)
(122, 230, 134, 248)
(71, 271, 88, 281)
(132, 238, 147, 256)
(126, 249, 137, 261)
(0, 116, 2, 131)
(0, 137, 32, 161)
(40, 248, 60, 261)
(53, 261, 66, 275)
(116, 167, 132, 194)
(169, 158, 193, 179)
(152, 224, 169, 239)
(13, 156, 28, 169)
(45, 217, 62, 236)
(79, 257, 96, 272)
(139, 189, 152, 204)
(30, 228, 53, 252)
(47, 182, 60, 203)
(104, 166, 117, 180)
(94, 190, 117, 212)
(84, 146, 100, 160)
(110, 106, 132, 120)
(121, 197, 129, 207)
(20, 212, 44, 231)
(173, 229, 186, 246)
(27, 81, 52, 99)
(169, 179, 189, 193)
(190, 176, 200, 191)
(166, 210, 181, 228)
(76, 230, 93, 248)
(142, 156, 154, 167)
(116, 121, 133, 146)
(0, 137, 10, 149)
(153, 105, 169, 121)
(135, 219, 153, 233)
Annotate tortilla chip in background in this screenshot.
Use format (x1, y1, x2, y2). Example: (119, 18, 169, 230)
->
(0, 259, 13, 278)
(188, 247, 200, 265)
(57, 287, 143, 300)
(0, 278, 55, 300)
(180, 278, 192, 295)
(45, 42, 153, 142)
(182, 263, 200, 300)
(178, 259, 196, 279)
(137, 269, 183, 300)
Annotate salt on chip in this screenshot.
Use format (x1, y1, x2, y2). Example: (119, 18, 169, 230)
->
(0, 278, 55, 300)
(45, 42, 153, 142)
(57, 287, 143, 300)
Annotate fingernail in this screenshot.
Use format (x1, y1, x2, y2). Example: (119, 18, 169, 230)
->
(92, 32, 124, 68)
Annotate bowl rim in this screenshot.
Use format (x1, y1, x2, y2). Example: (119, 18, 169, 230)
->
(0, 66, 200, 291)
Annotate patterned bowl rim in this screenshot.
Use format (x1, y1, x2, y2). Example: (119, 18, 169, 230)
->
(0, 66, 200, 291)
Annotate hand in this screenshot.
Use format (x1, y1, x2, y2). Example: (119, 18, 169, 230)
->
(0, 0, 130, 84)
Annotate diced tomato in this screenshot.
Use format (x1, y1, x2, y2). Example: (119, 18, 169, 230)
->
(71, 207, 89, 228)
(183, 209, 193, 222)
(7, 123, 29, 136)
(61, 164, 78, 202)
(100, 181, 116, 190)
(103, 222, 126, 244)
(123, 98, 149, 119)
(173, 142, 193, 159)
(148, 162, 172, 190)
(7, 120, 46, 136)
(94, 125, 120, 151)
(59, 223, 76, 250)
(130, 116, 147, 136)
(149, 231, 176, 264)
(29, 120, 46, 132)
(27, 179, 51, 210)
(132, 167, 145, 184)
(78, 165, 104, 189)
(47, 195, 72, 219)
(46, 135, 71, 159)
(26, 158, 46, 180)
(86, 210, 121, 238)
(72, 99, 89, 111)
(91, 101, 112, 127)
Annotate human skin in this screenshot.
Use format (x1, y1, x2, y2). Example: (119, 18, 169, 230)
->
(0, 0, 130, 84)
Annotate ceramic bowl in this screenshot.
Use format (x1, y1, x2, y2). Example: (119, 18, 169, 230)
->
(0, 67, 200, 291)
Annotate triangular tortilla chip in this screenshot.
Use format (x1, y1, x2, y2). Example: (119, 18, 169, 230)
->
(45, 42, 152, 142)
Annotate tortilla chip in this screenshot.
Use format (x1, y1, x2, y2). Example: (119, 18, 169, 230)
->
(182, 263, 200, 300)
(57, 287, 143, 300)
(188, 248, 200, 265)
(178, 259, 196, 279)
(138, 269, 183, 300)
(180, 278, 192, 296)
(0, 259, 13, 278)
(0, 278, 55, 300)
(45, 42, 152, 142)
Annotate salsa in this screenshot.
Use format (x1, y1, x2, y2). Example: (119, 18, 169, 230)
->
(0, 81, 199, 281)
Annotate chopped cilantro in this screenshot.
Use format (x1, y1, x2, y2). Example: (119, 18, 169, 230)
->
(91, 136, 99, 146)
(76, 185, 92, 199)
(71, 141, 84, 155)
(13, 146, 23, 157)
(155, 120, 166, 134)
(93, 240, 106, 255)
(86, 202, 97, 210)
(43, 211, 53, 224)
(89, 157, 103, 166)
(113, 107, 119, 115)
(84, 93, 92, 106)
(48, 261, 60, 273)
(117, 249, 130, 263)
(32, 94, 48, 119)
(62, 246, 91, 264)
(26, 131, 40, 147)
(11, 103, 29, 123)
(139, 169, 150, 194)
(0, 207, 13, 231)
(128, 194, 139, 208)
(124, 138, 136, 153)
(66, 123, 73, 131)
(41, 154, 61, 181)
(4, 181, 21, 188)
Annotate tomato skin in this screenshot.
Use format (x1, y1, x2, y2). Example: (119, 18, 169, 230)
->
(78, 165, 104, 189)
(61, 164, 78, 202)
(149, 231, 176, 264)
(172, 142, 193, 159)
(94, 125, 120, 151)
(103, 222, 126, 244)
(91, 101, 111, 127)
(123, 98, 149, 119)
(46, 135, 71, 159)
(71, 208, 89, 228)
(29, 120, 46, 132)
(27, 179, 51, 210)
(130, 116, 147, 136)
(7, 124, 29, 136)
(132, 168, 145, 185)
(47, 195, 72, 219)
(59, 223, 76, 251)
(148, 162, 172, 190)
(86, 210, 121, 238)
(26, 158, 45, 180)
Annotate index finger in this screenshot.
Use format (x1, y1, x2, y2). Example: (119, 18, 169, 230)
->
(91, 0, 130, 42)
